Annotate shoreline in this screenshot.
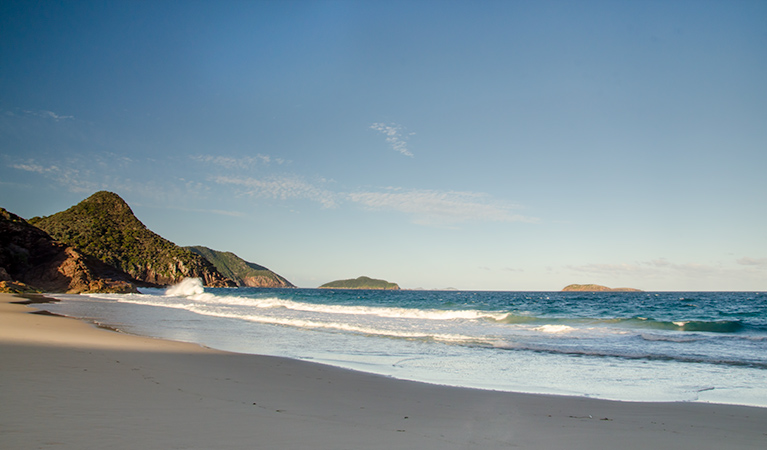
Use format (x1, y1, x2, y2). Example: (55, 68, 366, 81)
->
(2, 293, 766, 449)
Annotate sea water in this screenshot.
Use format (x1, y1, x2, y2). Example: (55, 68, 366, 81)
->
(40, 279, 767, 407)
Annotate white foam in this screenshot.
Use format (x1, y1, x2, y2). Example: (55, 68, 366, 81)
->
(156, 291, 507, 322)
(534, 324, 575, 334)
(165, 278, 204, 297)
(188, 308, 480, 344)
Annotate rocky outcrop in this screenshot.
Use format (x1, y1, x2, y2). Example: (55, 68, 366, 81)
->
(30, 192, 235, 288)
(0, 280, 41, 294)
(562, 284, 642, 292)
(0, 207, 137, 293)
(186, 246, 294, 288)
(240, 275, 289, 288)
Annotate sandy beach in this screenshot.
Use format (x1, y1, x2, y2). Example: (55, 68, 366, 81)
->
(1, 293, 765, 449)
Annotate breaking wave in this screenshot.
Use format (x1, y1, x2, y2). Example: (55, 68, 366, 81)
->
(494, 314, 746, 333)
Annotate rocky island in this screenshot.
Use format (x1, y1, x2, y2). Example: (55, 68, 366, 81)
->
(319, 276, 400, 290)
(562, 284, 643, 292)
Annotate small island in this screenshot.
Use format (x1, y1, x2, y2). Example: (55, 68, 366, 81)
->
(319, 276, 400, 290)
(562, 284, 642, 292)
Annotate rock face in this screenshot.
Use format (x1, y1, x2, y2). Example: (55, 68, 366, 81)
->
(0, 207, 137, 293)
(319, 276, 400, 290)
(29, 191, 235, 288)
(186, 246, 294, 288)
(562, 284, 642, 292)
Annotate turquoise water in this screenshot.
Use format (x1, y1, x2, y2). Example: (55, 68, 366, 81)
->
(42, 281, 767, 407)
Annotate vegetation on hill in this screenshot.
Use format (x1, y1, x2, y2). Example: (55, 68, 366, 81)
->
(186, 246, 294, 288)
(29, 191, 234, 287)
(562, 284, 642, 292)
(1, 207, 137, 293)
(319, 276, 400, 290)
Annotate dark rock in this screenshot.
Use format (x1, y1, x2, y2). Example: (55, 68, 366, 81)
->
(0, 207, 138, 293)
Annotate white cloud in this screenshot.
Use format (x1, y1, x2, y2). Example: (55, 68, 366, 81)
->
(566, 259, 726, 279)
(10, 163, 59, 174)
(212, 175, 537, 227)
(9, 161, 101, 193)
(346, 188, 536, 226)
(8, 156, 179, 198)
(21, 109, 74, 121)
(42, 110, 74, 121)
(191, 154, 286, 170)
(158, 205, 244, 217)
(737, 257, 767, 268)
(9, 154, 537, 228)
(370, 123, 414, 157)
(213, 174, 338, 208)
(564, 257, 767, 289)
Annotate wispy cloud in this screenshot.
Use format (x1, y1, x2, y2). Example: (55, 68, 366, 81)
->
(566, 259, 726, 279)
(211, 176, 535, 226)
(213, 174, 337, 208)
(736, 257, 767, 268)
(7, 155, 184, 199)
(190, 154, 286, 170)
(20, 109, 74, 121)
(8, 154, 536, 228)
(563, 257, 767, 289)
(370, 123, 414, 157)
(10, 163, 59, 174)
(346, 188, 536, 226)
(154, 204, 244, 217)
(9, 161, 99, 193)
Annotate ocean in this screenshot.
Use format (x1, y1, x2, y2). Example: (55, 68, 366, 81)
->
(40, 279, 767, 407)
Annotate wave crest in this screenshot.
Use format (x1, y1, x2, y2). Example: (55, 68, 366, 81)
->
(165, 278, 204, 297)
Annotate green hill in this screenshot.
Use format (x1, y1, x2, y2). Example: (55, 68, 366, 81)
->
(319, 276, 400, 290)
(29, 191, 235, 287)
(186, 246, 294, 288)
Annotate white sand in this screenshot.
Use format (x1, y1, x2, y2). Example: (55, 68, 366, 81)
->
(2, 293, 766, 449)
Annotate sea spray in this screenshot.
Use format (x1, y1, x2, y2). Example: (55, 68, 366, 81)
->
(165, 278, 204, 297)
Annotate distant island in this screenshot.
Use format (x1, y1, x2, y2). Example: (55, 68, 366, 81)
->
(319, 276, 400, 290)
(562, 284, 643, 292)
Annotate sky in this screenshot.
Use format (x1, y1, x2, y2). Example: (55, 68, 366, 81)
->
(1, 0, 765, 291)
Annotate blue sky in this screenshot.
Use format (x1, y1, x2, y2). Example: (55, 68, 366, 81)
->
(1, 0, 765, 290)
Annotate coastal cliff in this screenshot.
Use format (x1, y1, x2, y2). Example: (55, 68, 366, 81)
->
(0, 207, 137, 293)
(186, 246, 294, 288)
(29, 191, 235, 288)
(562, 284, 642, 292)
(319, 276, 400, 290)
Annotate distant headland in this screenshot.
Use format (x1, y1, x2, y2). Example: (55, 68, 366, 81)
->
(562, 284, 643, 292)
(319, 276, 400, 290)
